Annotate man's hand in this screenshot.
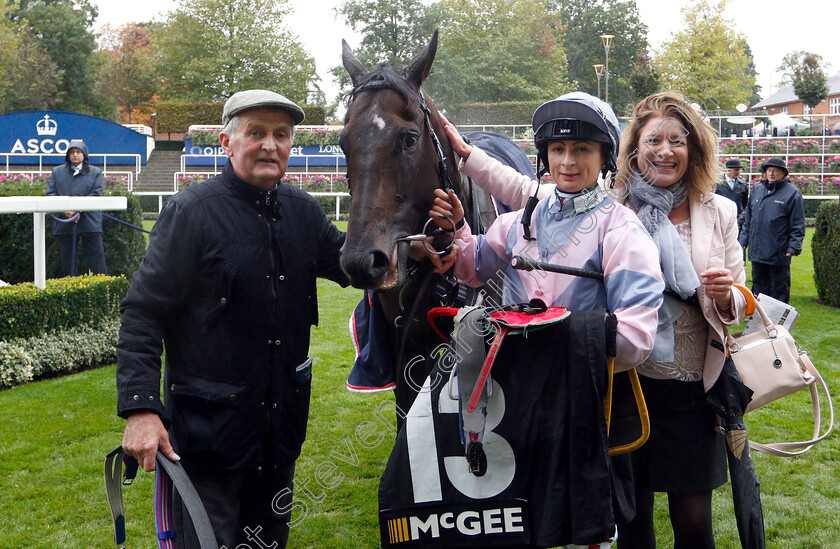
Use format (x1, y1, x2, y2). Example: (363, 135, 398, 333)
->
(121, 411, 180, 472)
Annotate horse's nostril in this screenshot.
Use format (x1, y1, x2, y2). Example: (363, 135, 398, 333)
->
(369, 250, 390, 272)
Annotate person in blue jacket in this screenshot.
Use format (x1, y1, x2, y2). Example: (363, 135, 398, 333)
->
(46, 139, 108, 276)
(739, 157, 805, 303)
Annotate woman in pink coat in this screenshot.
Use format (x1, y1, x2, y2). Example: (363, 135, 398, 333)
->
(611, 92, 747, 548)
(447, 91, 748, 547)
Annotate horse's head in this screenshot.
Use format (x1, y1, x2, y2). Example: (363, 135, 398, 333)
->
(339, 31, 457, 290)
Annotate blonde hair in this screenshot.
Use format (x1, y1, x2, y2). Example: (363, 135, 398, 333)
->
(616, 91, 720, 200)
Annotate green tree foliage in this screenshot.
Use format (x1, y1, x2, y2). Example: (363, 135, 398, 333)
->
(627, 50, 660, 107)
(0, 0, 22, 106)
(778, 51, 829, 109)
(654, 0, 755, 112)
(6, 32, 64, 111)
(11, 0, 108, 115)
(152, 0, 318, 104)
(98, 24, 159, 123)
(549, 0, 649, 113)
(426, 0, 572, 109)
(332, 0, 439, 98)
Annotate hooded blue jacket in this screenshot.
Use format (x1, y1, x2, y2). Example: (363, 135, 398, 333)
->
(46, 139, 104, 234)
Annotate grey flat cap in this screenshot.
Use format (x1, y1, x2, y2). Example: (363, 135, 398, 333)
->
(725, 158, 743, 169)
(222, 89, 305, 125)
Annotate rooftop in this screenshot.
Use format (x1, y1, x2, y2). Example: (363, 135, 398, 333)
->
(752, 73, 840, 109)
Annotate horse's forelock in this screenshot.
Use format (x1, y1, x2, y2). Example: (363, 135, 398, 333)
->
(346, 64, 420, 110)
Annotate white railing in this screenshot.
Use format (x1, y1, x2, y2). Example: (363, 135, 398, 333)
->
(179, 154, 346, 177)
(1, 152, 142, 179)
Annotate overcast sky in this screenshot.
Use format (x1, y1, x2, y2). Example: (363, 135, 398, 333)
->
(95, 0, 839, 106)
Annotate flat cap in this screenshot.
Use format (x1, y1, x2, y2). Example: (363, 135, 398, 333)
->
(760, 157, 788, 174)
(222, 89, 305, 125)
(725, 158, 743, 169)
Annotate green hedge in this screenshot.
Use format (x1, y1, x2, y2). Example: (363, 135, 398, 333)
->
(0, 275, 128, 340)
(1, 317, 119, 386)
(157, 101, 327, 133)
(0, 183, 146, 285)
(446, 101, 542, 126)
(812, 200, 840, 306)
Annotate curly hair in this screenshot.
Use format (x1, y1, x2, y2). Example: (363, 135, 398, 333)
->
(616, 91, 720, 200)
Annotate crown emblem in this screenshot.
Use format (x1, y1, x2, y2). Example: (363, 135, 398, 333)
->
(36, 114, 58, 136)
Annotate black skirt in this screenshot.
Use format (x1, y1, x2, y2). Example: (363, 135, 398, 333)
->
(614, 375, 727, 493)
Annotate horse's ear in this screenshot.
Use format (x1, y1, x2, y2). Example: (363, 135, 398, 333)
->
(405, 29, 438, 88)
(342, 39, 368, 87)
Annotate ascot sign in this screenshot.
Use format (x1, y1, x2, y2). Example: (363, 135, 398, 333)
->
(0, 110, 151, 165)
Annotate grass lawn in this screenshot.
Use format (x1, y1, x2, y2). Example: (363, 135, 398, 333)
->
(0, 225, 838, 548)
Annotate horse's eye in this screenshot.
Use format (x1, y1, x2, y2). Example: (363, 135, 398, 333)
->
(403, 134, 418, 150)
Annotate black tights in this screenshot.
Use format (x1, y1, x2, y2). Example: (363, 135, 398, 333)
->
(618, 488, 715, 549)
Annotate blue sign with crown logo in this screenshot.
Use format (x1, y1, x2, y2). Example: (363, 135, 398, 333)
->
(0, 110, 151, 165)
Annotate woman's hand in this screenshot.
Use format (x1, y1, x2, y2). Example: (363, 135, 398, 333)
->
(429, 188, 465, 230)
(700, 268, 734, 310)
(440, 114, 473, 161)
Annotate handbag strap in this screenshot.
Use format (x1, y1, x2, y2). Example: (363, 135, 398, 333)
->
(748, 353, 835, 456)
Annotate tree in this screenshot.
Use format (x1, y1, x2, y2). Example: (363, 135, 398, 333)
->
(152, 0, 318, 105)
(778, 51, 828, 109)
(11, 0, 107, 115)
(628, 50, 660, 105)
(2, 31, 64, 112)
(549, 0, 649, 114)
(98, 24, 160, 124)
(425, 0, 572, 109)
(654, 0, 755, 112)
(0, 0, 23, 109)
(332, 0, 438, 98)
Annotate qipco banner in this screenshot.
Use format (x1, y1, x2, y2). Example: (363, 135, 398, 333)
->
(184, 128, 346, 168)
(0, 110, 152, 165)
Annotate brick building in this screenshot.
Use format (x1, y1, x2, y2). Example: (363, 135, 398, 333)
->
(752, 73, 840, 131)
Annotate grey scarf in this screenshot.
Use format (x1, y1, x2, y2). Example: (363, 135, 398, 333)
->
(628, 172, 701, 362)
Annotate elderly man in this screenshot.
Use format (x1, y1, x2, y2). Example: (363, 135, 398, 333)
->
(716, 158, 749, 226)
(116, 90, 348, 548)
(739, 157, 805, 304)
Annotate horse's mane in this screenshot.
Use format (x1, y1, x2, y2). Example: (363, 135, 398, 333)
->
(345, 64, 421, 110)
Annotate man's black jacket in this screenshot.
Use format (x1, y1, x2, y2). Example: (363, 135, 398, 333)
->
(117, 164, 347, 473)
(715, 175, 748, 223)
(738, 177, 805, 265)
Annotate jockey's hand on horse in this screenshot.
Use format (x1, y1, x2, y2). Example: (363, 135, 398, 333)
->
(440, 115, 473, 161)
(122, 411, 180, 472)
(430, 188, 465, 229)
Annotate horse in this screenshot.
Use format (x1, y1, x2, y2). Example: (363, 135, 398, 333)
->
(338, 31, 499, 416)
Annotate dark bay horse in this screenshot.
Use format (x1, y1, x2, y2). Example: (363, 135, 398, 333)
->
(339, 32, 498, 415)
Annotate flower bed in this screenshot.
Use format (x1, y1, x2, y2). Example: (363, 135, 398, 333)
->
(828, 139, 840, 153)
(789, 139, 821, 154)
(824, 176, 840, 192)
(754, 140, 784, 154)
(790, 175, 821, 195)
(282, 174, 349, 193)
(788, 156, 820, 173)
(720, 139, 750, 154)
(824, 156, 840, 172)
(0, 173, 47, 185)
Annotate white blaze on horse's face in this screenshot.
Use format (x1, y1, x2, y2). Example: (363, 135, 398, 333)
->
(372, 113, 387, 131)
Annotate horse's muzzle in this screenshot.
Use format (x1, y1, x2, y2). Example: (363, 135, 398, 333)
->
(340, 247, 394, 289)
